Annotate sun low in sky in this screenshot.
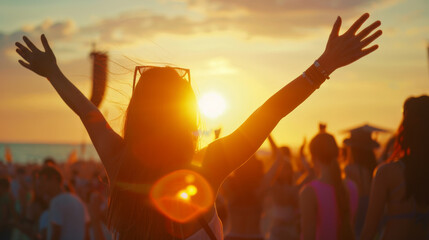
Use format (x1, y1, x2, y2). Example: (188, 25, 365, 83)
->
(0, 0, 428, 148)
(198, 91, 227, 119)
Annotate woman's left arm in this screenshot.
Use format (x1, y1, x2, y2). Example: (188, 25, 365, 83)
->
(203, 13, 382, 185)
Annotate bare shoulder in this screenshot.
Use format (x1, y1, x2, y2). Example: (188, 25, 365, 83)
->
(374, 161, 402, 178)
(372, 161, 405, 190)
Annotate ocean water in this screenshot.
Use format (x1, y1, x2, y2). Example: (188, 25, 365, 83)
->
(0, 142, 99, 164)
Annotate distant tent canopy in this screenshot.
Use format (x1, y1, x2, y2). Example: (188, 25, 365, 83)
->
(90, 51, 108, 107)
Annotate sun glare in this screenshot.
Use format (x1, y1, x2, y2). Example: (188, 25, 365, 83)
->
(198, 92, 227, 119)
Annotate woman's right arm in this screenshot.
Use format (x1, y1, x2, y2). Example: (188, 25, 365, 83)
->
(15, 35, 123, 175)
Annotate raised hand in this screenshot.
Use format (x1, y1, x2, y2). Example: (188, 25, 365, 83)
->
(318, 13, 382, 75)
(16, 34, 57, 78)
(214, 128, 222, 140)
(299, 137, 307, 156)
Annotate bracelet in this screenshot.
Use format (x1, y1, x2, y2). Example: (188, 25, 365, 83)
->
(302, 72, 315, 87)
(314, 60, 330, 79)
(303, 64, 326, 89)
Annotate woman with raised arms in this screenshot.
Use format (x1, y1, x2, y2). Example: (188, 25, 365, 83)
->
(15, 13, 381, 240)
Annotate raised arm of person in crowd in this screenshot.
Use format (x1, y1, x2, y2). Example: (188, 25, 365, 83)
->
(256, 135, 288, 194)
(299, 137, 311, 172)
(203, 13, 382, 186)
(15, 35, 124, 176)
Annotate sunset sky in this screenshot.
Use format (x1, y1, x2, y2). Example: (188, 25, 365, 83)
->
(0, 0, 428, 150)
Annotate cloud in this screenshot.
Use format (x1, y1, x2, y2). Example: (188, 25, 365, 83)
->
(82, 11, 199, 46)
(1, 0, 395, 55)
(181, 0, 392, 12)
(79, 9, 333, 48)
(0, 19, 77, 55)
(79, 0, 395, 48)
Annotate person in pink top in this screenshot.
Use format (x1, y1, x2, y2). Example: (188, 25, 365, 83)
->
(300, 131, 358, 240)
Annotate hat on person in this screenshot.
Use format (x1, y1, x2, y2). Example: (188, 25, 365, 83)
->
(342, 124, 389, 150)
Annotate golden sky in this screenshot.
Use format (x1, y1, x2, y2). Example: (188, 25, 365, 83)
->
(0, 0, 428, 151)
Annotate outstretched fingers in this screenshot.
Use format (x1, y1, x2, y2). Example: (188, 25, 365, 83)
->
(356, 20, 381, 40)
(360, 45, 379, 58)
(18, 60, 32, 71)
(346, 13, 370, 35)
(360, 30, 382, 48)
(329, 16, 342, 41)
(23, 36, 40, 52)
(41, 34, 53, 54)
(15, 42, 32, 61)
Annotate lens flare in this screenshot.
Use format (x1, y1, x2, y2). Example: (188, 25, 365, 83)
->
(178, 191, 190, 200)
(150, 170, 214, 223)
(186, 185, 198, 196)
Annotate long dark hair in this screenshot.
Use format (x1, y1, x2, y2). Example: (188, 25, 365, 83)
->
(310, 133, 354, 240)
(350, 147, 377, 178)
(108, 67, 199, 239)
(393, 95, 429, 205)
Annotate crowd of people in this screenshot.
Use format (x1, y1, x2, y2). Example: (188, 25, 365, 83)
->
(0, 158, 111, 240)
(2, 103, 429, 240)
(2, 11, 428, 240)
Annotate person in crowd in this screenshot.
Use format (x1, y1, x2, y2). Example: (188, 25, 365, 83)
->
(0, 177, 14, 240)
(267, 139, 300, 240)
(43, 158, 56, 167)
(222, 135, 287, 240)
(361, 95, 429, 240)
(300, 131, 359, 240)
(343, 126, 379, 238)
(10, 167, 32, 240)
(88, 191, 112, 240)
(12, 169, 48, 240)
(10, 167, 30, 219)
(15, 13, 381, 239)
(37, 166, 89, 240)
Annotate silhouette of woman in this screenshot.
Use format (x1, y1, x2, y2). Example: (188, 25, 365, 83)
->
(300, 132, 359, 240)
(15, 13, 381, 240)
(361, 95, 429, 240)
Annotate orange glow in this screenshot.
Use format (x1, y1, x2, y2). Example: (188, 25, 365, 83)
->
(150, 170, 213, 223)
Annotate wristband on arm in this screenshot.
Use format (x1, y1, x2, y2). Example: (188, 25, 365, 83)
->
(302, 60, 330, 89)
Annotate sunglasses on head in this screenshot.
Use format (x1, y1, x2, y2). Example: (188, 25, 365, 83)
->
(132, 66, 191, 93)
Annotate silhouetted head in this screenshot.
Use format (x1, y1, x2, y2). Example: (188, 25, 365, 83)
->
(395, 95, 429, 205)
(43, 157, 56, 166)
(310, 132, 339, 167)
(279, 146, 291, 158)
(398, 95, 429, 155)
(123, 67, 198, 172)
(38, 166, 63, 199)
